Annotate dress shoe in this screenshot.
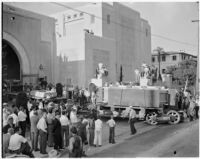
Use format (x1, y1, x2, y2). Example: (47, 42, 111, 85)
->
(34, 148, 40, 151)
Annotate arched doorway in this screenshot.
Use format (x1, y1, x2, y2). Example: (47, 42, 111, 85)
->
(2, 39, 21, 81)
(3, 32, 31, 85)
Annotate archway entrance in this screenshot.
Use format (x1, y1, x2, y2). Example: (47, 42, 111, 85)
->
(2, 40, 21, 81)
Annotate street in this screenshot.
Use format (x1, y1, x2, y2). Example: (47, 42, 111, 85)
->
(89, 120, 199, 158)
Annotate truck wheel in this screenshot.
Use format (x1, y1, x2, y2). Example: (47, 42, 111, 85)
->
(146, 112, 158, 125)
(167, 110, 180, 124)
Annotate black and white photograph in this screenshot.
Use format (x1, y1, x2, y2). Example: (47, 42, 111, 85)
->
(1, 1, 199, 158)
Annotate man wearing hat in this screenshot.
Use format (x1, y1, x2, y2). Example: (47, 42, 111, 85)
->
(69, 126, 82, 157)
(129, 106, 137, 135)
(52, 111, 63, 151)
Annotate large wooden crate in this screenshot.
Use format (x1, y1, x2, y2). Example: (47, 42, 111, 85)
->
(103, 87, 168, 108)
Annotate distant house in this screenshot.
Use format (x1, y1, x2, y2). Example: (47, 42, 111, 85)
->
(152, 51, 197, 75)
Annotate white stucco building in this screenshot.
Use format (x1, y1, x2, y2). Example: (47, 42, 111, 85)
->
(2, 4, 58, 85)
(52, 2, 151, 87)
(152, 51, 197, 75)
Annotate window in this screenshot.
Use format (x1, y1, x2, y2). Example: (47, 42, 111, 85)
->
(107, 14, 110, 24)
(80, 12, 84, 16)
(162, 69, 166, 74)
(162, 55, 166, 62)
(152, 57, 155, 62)
(172, 55, 176, 61)
(74, 14, 77, 18)
(67, 15, 71, 20)
(90, 15, 95, 24)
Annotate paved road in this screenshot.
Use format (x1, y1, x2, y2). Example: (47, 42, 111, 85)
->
(90, 120, 199, 158)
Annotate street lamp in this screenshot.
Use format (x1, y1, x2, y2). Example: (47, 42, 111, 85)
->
(191, 1, 199, 95)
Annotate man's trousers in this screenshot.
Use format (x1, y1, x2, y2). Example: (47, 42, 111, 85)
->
(109, 127, 115, 143)
(39, 129, 47, 154)
(31, 131, 39, 151)
(93, 130, 102, 146)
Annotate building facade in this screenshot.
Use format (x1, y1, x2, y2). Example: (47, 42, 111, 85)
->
(52, 2, 151, 87)
(2, 4, 68, 86)
(152, 51, 197, 75)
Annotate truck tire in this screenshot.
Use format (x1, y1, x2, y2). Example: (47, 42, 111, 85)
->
(167, 110, 180, 124)
(146, 112, 158, 125)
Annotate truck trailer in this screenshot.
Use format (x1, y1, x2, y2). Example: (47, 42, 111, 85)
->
(96, 86, 185, 125)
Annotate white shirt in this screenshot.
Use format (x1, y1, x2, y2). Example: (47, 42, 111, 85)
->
(70, 111, 78, 124)
(84, 90, 90, 97)
(18, 111, 27, 122)
(8, 133, 27, 151)
(39, 102, 43, 109)
(29, 110, 34, 118)
(95, 119, 103, 131)
(129, 109, 137, 119)
(82, 118, 88, 125)
(9, 113, 18, 125)
(60, 115, 70, 126)
(107, 119, 116, 127)
(37, 117, 47, 133)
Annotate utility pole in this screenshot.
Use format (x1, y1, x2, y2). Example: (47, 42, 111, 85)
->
(191, 2, 199, 96)
(158, 50, 162, 81)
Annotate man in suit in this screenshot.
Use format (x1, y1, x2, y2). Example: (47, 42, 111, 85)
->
(30, 110, 39, 151)
(53, 111, 63, 151)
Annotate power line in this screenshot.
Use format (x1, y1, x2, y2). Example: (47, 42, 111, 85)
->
(151, 34, 197, 47)
(51, 2, 198, 48)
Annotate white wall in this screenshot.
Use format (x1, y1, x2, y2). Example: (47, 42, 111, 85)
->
(3, 4, 56, 84)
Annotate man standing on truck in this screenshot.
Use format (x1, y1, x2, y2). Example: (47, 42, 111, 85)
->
(129, 106, 137, 135)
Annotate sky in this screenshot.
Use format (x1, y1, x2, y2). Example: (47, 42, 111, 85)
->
(4, 1, 199, 56)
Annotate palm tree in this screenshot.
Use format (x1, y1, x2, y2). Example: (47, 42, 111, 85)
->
(153, 47, 164, 81)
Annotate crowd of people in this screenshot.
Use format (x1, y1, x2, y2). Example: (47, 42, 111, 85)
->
(2, 94, 118, 158)
(2, 78, 200, 158)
